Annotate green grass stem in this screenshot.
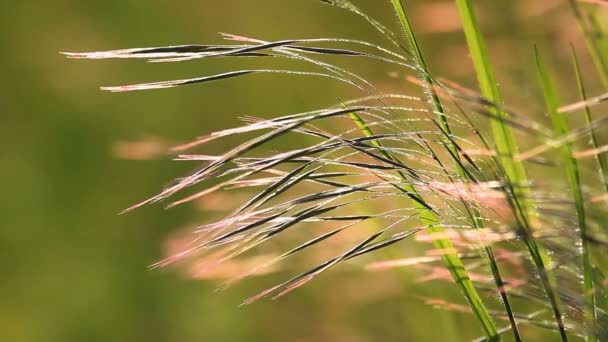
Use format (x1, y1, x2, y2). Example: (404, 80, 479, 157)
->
(454, 1, 568, 340)
(571, 47, 608, 193)
(389, 1, 500, 339)
(536, 47, 597, 342)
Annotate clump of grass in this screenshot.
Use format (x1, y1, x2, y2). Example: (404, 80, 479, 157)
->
(66, 1, 608, 340)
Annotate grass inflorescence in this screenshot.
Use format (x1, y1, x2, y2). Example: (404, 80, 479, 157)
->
(66, 1, 608, 340)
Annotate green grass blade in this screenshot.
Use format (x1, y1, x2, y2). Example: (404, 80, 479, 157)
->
(453, 0, 521, 182)
(433, 122, 521, 341)
(571, 47, 608, 193)
(568, 0, 608, 89)
(537, 47, 597, 342)
(389, 1, 499, 339)
(454, 1, 568, 340)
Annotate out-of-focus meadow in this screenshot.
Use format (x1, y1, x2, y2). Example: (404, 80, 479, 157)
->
(1, 0, 605, 341)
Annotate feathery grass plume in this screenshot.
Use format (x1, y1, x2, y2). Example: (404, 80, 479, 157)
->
(66, 1, 608, 340)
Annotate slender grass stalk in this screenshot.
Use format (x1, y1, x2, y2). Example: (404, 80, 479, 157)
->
(537, 47, 597, 342)
(453, 0, 522, 182)
(571, 47, 608, 193)
(568, 0, 608, 89)
(348, 109, 497, 340)
(482, 247, 520, 342)
(454, 0, 568, 340)
(434, 107, 522, 342)
(389, 1, 499, 339)
(389, 0, 444, 115)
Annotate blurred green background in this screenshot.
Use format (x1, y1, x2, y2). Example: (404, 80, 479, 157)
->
(1, 0, 602, 341)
